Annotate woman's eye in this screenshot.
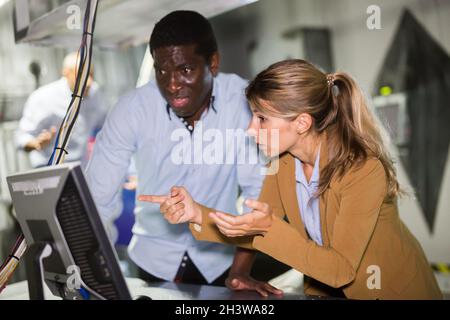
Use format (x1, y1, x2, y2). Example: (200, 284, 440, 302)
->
(258, 116, 266, 122)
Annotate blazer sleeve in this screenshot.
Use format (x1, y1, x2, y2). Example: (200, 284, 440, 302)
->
(252, 159, 387, 288)
(189, 170, 286, 249)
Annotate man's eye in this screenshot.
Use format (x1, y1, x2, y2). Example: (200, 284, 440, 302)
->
(258, 116, 266, 122)
(182, 67, 193, 74)
(156, 68, 166, 75)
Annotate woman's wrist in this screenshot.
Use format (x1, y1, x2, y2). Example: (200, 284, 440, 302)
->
(192, 202, 203, 225)
(260, 213, 274, 235)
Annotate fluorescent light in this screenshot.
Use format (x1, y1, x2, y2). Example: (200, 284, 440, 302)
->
(0, 0, 10, 8)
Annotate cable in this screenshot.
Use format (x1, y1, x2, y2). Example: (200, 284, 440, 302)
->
(0, 0, 101, 299)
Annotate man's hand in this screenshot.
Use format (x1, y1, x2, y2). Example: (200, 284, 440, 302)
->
(138, 186, 202, 225)
(226, 274, 283, 298)
(209, 199, 273, 237)
(25, 126, 57, 151)
(226, 247, 283, 298)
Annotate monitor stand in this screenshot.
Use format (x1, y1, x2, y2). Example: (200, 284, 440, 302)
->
(25, 242, 52, 300)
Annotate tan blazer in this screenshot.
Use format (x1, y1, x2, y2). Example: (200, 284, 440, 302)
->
(190, 140, 442, 300)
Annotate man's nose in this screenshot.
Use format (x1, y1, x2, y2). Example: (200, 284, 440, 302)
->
(167, 73, 182, 93)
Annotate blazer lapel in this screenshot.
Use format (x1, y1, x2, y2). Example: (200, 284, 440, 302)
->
(318, 135, 330, 247)
(276, 153, 308, 240)
(275, 134, 331, 247)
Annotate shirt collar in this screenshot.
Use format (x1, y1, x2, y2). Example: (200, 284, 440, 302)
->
(295, 147, 321, 186)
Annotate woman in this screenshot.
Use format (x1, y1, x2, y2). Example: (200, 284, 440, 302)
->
(139, 59, 442, 299)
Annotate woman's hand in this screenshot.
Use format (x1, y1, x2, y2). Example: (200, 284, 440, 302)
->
(226, 274, 283, 298)
(138, 186, 202, 225)
(209, 199, 273, 237)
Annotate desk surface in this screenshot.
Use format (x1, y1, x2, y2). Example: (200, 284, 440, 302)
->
(0, 277, 314, 300)
(144, 281, 314, 300)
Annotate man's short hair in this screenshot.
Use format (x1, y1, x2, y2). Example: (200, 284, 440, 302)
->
(149, 10, 218, 62)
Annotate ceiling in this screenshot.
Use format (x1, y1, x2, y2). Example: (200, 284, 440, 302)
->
(15, 0, 257, 49)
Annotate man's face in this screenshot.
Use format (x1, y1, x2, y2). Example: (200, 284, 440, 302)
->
(153, 44, 219, 118)
(63, 67, 93, 96)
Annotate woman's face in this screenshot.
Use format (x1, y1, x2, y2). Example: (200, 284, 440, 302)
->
(247, 100, 300, 158)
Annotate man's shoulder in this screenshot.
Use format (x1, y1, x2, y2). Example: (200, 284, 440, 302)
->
(216, 73, 248, 96)
(28, 78, 65, 100)
(213, 73, 252, 122)
(109, 81, 165, 121)
(23, 79, 68, 113)
(116, 81, 162, 106)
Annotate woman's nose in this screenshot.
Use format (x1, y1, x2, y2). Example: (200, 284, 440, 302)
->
(247, 120, 259, 142)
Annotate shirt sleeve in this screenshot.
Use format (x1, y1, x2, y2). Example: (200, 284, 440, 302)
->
(189, 203, 254, 250)
(189, 166, 285, 249)
(84, 93, 140, 243)
(15, 93, 51, 149)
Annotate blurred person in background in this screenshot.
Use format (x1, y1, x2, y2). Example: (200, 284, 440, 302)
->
(15, 52, 108, 168)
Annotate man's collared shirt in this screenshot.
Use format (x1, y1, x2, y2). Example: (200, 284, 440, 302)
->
(86, 73, 263, 283)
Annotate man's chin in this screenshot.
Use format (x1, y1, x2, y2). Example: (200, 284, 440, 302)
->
(171, 106, 197, 118)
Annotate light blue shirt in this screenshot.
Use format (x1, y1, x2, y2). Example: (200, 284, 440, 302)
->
(85, 73, 264, 283)
(294, 149, 323, 246)
(16, 78, 108, 168)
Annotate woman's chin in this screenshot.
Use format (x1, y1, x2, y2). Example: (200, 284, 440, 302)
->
(259, 145, 281, 159)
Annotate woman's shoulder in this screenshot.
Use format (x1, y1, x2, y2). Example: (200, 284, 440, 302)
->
(335, 157, 387, 189)
(351, 157, 384, 174)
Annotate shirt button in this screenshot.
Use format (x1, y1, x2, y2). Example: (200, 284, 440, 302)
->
(183, 256, 188, 261)
(181, 262, 186, 267)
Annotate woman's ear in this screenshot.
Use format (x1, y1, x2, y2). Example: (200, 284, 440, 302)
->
(294, 113, 313, 135)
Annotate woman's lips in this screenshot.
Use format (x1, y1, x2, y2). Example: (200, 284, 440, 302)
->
(170, 97, 190, 108)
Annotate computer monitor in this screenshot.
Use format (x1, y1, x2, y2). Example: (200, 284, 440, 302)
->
(7, 162, 131, 300)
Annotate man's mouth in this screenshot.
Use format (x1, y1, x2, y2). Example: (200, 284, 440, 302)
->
(170, 97, 190, 108)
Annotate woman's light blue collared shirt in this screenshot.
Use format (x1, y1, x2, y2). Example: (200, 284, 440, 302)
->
(294, 150, 323, 246)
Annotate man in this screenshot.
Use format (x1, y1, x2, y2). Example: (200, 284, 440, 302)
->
(16, 52, 108, 168)
(85, 11, 273, 289)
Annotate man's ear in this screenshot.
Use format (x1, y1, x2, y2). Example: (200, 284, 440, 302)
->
(209, 52, 220, 77)
(294, 113, 313, 135)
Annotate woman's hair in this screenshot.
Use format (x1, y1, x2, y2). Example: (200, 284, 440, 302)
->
(246, 59, 400, 198)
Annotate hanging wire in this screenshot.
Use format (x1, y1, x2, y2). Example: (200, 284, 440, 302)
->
(0, 0, 101, 299)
